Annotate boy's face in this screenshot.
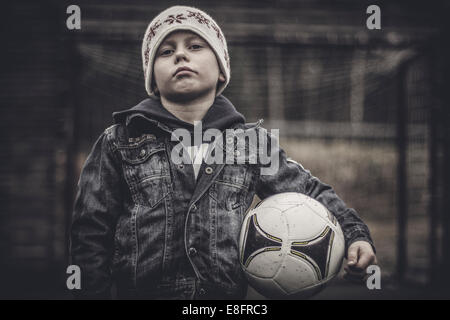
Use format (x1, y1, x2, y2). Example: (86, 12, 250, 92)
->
(153, 30, 225, 101)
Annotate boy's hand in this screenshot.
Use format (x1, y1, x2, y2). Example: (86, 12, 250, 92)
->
(343, 240, 377, 283)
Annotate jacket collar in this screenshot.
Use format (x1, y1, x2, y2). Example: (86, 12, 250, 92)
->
(112, 95, 246, 134)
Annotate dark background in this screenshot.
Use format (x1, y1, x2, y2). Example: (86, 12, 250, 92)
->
(1, 0, 450, 299)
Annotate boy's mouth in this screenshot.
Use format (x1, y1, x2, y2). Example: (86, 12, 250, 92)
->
(174, 66, 196, 77)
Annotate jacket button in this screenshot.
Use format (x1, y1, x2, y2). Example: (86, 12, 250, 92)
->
(191, 204, 197, 211)
(199, 288, 206, 295)
(140, 149, 146, 157)
(188, 247, 197, 256)
(205, 167, 213, 174)
(178, 164, 184, 169)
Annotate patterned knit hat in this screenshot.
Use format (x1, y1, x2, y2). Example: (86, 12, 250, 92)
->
(142, 6, 230, 99)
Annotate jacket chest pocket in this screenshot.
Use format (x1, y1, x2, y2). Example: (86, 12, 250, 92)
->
(210, 164, 252, 214)
(210, 180, 246, 213)
(118, 141, 171, 207)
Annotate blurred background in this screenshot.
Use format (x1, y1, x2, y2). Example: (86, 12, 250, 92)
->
(1, 0, 450, 299)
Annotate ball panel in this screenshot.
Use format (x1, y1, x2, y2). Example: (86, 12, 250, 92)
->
(303, 197, 330, 220)
(257, 192, 305, 210)
(245, 272, 288, 298)
(240, 213, 283, 269)
(284, 205, 329, 241)
(326, 226, 345, 278)
(273, 254, 318, 295)
(244, 248, 284, 278)
(287, 279, 329, 299)
(290, 226, 334, 280)
(254, 207, 286, 242)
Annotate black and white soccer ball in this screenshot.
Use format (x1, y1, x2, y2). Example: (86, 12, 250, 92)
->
(239, 192, 345, 299)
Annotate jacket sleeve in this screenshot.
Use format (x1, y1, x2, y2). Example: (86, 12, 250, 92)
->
(254, 129, 375, 254)
(70, 130, 123, 299)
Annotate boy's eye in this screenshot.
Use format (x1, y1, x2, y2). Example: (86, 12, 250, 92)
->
(190, 44, 203, 50)
(160, 49, 173, 56)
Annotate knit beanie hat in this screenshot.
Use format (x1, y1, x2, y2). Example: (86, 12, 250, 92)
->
(142, 6, 230, 99)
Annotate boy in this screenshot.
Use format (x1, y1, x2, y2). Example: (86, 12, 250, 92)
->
(70, 5, 376, 299)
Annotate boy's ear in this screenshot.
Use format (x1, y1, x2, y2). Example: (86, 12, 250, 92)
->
(218, 72, 225, 83)
(151, 73, 160, 96)
(153, 84, 160, 96)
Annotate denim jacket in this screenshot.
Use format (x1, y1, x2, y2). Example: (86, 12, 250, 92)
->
(70, 96, 374, 299)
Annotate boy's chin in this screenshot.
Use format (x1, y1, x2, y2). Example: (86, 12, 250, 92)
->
(163, 87, 215, 102)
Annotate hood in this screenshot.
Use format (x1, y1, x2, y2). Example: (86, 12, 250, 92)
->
(112, 95, 246, 132)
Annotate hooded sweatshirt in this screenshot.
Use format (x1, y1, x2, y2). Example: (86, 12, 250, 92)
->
(113, 95, 246, 180)
(113, 95, 245, 133)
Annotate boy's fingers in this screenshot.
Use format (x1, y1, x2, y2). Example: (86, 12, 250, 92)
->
(347, 245, 359, 266)
(344, 241, 378, 285)
(373, 255, 378, 265)
(356, 251, 375, 270)
(344, 265, 365, 277)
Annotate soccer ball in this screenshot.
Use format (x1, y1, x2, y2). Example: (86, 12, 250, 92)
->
(239, 192, 345, 299)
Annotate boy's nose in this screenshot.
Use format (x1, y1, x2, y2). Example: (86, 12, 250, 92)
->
(175, 49, 188, 63)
